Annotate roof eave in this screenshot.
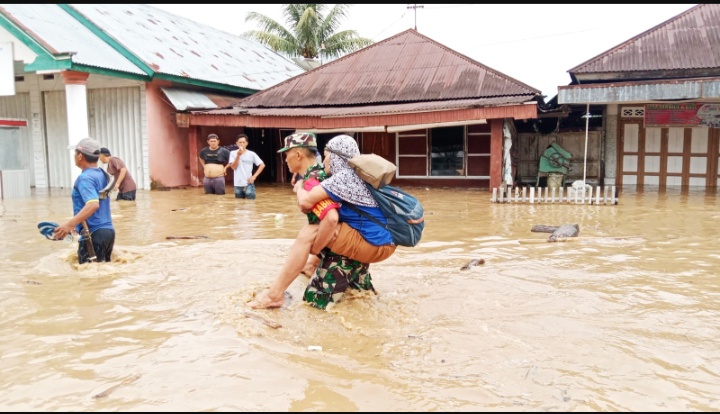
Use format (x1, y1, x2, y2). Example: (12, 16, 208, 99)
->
(558, 77, 720, 104)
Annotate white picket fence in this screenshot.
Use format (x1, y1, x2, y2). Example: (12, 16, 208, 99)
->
(491, 186, 618, 205)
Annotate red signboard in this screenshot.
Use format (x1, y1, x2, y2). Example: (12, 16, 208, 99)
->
(0, 118, 27, 127)
(645, 103, 720, 127)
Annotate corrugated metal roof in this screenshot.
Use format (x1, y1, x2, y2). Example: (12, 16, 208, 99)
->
(196, 96, 533, 117)
(570, 4, 719, 75)
(0, 4, 146, 76)
(69, 4, 304, 91)
(236, 29, 540, 108)
(162, 87, 245, 111)
(559, 76, 720, 104)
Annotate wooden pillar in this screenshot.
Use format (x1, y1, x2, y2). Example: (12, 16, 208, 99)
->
(275, 129, 286, 184)
(489, 118, 504, 190)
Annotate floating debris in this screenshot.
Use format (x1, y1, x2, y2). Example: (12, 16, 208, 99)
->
(460, 258, 485, 270)
(93, 374, 141, 399)
(243, 310, 282, 329)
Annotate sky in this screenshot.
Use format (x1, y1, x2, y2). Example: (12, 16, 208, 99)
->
(149, 3, 697, 98)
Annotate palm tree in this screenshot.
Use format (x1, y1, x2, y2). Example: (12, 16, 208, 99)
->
(243, 4, 373, 63)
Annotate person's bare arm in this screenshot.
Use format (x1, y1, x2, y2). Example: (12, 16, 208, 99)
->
(53, 201, 100, 240)
(230, 151, 241, 170)
(115, 167, 127, 191)
(297, 183, 329, 211)
(248, 163, 265, 184)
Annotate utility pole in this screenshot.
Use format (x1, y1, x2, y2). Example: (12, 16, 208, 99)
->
(407, 4, 424, 30)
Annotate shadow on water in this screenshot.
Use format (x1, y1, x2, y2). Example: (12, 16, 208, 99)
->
(0, 184, 719, 411)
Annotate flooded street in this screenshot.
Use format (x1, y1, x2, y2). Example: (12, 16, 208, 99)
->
(1, 184, 719, 411)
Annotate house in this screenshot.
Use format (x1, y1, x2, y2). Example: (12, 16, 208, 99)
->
(186, 29, 542, 190)
(558, 3, 719, 190)
(0, 4, 303, 197)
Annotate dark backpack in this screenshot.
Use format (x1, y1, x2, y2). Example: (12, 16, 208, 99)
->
(345, 183, 425, 247)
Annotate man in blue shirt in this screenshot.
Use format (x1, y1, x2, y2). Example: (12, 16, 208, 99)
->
(53, 137, 115, 264)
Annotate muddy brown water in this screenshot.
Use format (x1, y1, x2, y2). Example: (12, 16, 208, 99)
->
(1, 184, 718, 411)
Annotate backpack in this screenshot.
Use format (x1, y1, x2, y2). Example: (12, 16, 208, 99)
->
(345, 183, 425, 247)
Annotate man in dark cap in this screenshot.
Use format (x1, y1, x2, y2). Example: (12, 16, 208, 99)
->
(53, 137, 115, 264)
(99, 147, 137, 201)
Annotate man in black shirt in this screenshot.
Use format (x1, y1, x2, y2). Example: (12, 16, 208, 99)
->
(198, 133, 230, 195)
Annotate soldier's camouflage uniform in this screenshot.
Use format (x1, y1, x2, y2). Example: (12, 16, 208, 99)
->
(299, 164, 375, 310)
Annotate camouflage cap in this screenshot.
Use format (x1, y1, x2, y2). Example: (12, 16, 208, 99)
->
(277, 132, 318, 153)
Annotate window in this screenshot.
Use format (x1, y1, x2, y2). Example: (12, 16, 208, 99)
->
(396, 123, 491, 178)
(430, 126, 464, 176)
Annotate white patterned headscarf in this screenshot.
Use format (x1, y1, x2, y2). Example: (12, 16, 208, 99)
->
(321, 134, 377, 207)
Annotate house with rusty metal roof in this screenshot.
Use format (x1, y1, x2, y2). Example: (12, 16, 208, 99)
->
(0, 3, 303, 196)
(558, 3, 719, 191)
(187, 29, 542, 189)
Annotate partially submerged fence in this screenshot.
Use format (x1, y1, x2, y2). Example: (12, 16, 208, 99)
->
(491, 186, 618, 205)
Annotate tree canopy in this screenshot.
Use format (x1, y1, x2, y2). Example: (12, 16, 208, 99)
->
(243, 4, 373, 61)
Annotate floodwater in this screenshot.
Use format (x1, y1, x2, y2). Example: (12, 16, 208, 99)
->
(1, 183, 719, 411)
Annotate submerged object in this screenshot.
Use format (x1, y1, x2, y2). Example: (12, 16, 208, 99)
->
(548, 224, 580, 242)
(530, 223, 580, 242)
(460, 258, 485, 270)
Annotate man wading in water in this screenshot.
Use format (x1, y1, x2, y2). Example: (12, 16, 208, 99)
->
(250, 134, 396, 310)
(199, 133, 230, 195)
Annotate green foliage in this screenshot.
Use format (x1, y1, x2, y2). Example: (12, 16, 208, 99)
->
(243, 4, 373, 61)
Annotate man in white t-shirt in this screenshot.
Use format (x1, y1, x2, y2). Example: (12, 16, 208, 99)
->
(226, 134, 265, 199)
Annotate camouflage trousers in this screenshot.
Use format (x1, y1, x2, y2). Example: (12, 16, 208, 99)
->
(303, 249, 375, 310)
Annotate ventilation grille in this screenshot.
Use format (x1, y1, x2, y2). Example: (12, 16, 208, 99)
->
(621, 106, 645, 118)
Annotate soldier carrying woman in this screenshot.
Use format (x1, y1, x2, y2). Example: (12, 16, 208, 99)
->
(249, 133, 397, 310)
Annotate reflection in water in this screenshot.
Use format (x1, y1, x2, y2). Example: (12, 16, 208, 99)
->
(1, 184, 719, 411)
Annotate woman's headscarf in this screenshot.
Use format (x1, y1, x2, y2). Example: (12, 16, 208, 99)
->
(320, 134, 377, 207)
